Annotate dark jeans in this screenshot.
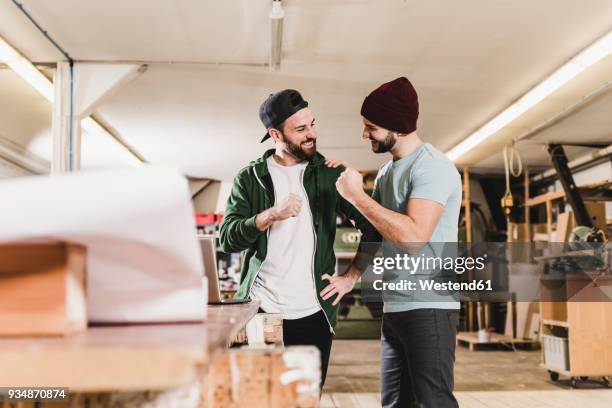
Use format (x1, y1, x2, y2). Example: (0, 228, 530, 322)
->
(381, 308, 459, 408)
(283, 310, 333, 387)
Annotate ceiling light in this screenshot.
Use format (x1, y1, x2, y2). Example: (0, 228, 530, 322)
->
(0, 35, 141, 165)
(446, 29, 612, 162)
(270, 0, 284, 71)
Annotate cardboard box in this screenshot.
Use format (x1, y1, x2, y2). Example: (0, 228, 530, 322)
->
(0, 242, 87, 336)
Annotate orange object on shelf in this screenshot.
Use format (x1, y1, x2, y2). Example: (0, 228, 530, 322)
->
(0, 242, 87, 337)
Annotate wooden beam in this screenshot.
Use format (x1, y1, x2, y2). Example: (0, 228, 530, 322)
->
(546, 199, 553, 241)
(463, 168, 472, 244)
(52, 61, 81, 173)
(463, 167, 474, 331)
(526, 179, 612, 207)
(191, 180, 213, 200)
(524, 166, 531, 242)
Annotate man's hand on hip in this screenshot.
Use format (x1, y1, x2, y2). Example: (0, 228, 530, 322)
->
(320, 273, 359, 306)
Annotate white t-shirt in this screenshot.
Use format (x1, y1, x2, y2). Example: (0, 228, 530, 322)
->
(249, 156, 320, 320)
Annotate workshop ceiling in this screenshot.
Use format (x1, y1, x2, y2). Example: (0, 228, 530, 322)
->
(0, 0, 611, 180)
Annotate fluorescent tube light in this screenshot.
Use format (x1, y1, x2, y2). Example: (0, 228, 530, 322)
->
(446, 30, 612, 162)
(0, 35, 141, 165)
(270, 0, 284, 71)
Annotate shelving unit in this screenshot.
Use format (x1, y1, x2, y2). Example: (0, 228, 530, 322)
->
(540, 300, 612, 387)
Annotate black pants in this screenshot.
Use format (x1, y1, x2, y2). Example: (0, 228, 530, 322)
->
(283, 310, 333, 387)
(381, 308, 459, 408)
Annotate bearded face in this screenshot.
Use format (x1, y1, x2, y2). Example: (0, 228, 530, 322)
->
(271, 108, 318, 161)
(284, 135, 316, 160)
(370, 130, 397, 153)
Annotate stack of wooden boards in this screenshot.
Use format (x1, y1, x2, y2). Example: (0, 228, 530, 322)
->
(0, 242, 322, 407)
(0, 242, 87, 336)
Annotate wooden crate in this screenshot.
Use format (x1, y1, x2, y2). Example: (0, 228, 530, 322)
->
(0, 242, 87, 336)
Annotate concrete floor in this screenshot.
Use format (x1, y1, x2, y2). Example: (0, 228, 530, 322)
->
(324, 339, 612, 394)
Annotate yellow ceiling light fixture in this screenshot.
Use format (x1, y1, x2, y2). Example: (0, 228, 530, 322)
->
(446, 29, 612, 162)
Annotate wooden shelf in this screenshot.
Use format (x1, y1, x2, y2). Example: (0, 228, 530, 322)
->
(540, 301, 612, 377)
(0, 302, 260, 392)
(543, 319, 569, 328)
(526, 179, 612, 207)
(457, 331, 539, 351)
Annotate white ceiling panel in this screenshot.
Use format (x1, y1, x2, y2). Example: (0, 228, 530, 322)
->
(0, 0, 610, 178)
(0, 0, 270, 63)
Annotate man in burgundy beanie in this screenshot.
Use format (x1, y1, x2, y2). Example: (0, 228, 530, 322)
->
(322, 77, 462, 407)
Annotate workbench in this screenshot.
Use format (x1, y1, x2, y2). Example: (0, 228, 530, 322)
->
(0, 302, 259, 406)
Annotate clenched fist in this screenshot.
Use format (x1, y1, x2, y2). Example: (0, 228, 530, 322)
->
(255, 193, 303, 231)
(273, 193, 302, 221)
(336, 167, 365, 205)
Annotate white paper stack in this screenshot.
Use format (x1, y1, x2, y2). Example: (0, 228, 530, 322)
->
(0, 166, 206, 323)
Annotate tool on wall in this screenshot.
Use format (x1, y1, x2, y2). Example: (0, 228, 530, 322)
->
(547, 143, 606, 243)
(501, 144, 523, 218)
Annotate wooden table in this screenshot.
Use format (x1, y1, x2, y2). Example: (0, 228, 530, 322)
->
(0, 302, 259, 393)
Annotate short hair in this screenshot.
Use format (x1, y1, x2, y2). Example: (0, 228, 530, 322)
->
(270, 120, 286, 136)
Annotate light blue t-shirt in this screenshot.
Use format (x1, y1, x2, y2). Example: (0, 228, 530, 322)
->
(372, 143, 462, 313)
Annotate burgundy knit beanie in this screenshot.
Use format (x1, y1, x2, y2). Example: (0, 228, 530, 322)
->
(360, 77, 419, 134)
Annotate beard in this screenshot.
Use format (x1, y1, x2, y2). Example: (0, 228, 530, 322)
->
(285, 137, 317, 161)
(371, 131, 397, 153)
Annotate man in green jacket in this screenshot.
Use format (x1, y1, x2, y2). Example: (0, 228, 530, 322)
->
(219, 89, 379, 386)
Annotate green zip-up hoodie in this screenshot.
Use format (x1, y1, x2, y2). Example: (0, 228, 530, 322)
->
(219, 149, 381, 330)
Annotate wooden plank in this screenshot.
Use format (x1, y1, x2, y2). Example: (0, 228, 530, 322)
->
(585, 202, 606, 231)
(0, 243, 67, 273)
(463, 167, 472, 244)
(526, 179, 612, 208)
(542, 319, 569, 328)
(456, 332, 539, 351)
(463, 168, 474, 332)
(0, 242, 87, 336)
(0, 302, 260, 392)
(555, 212, 573, 242)
(524, 166, 531, 242)
(546, 200, 553, 241)
(568, 302, 612, 376)
(515, 302, 539, 340)
(540, 302, 567, 323)
(526, 190, 566, 207)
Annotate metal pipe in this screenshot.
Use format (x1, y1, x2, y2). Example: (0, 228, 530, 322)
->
(531, 144, 612, 182)
(11, 0, 73, 63)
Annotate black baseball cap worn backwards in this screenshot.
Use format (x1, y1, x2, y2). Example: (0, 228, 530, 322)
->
(259, 89, 309, 142)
